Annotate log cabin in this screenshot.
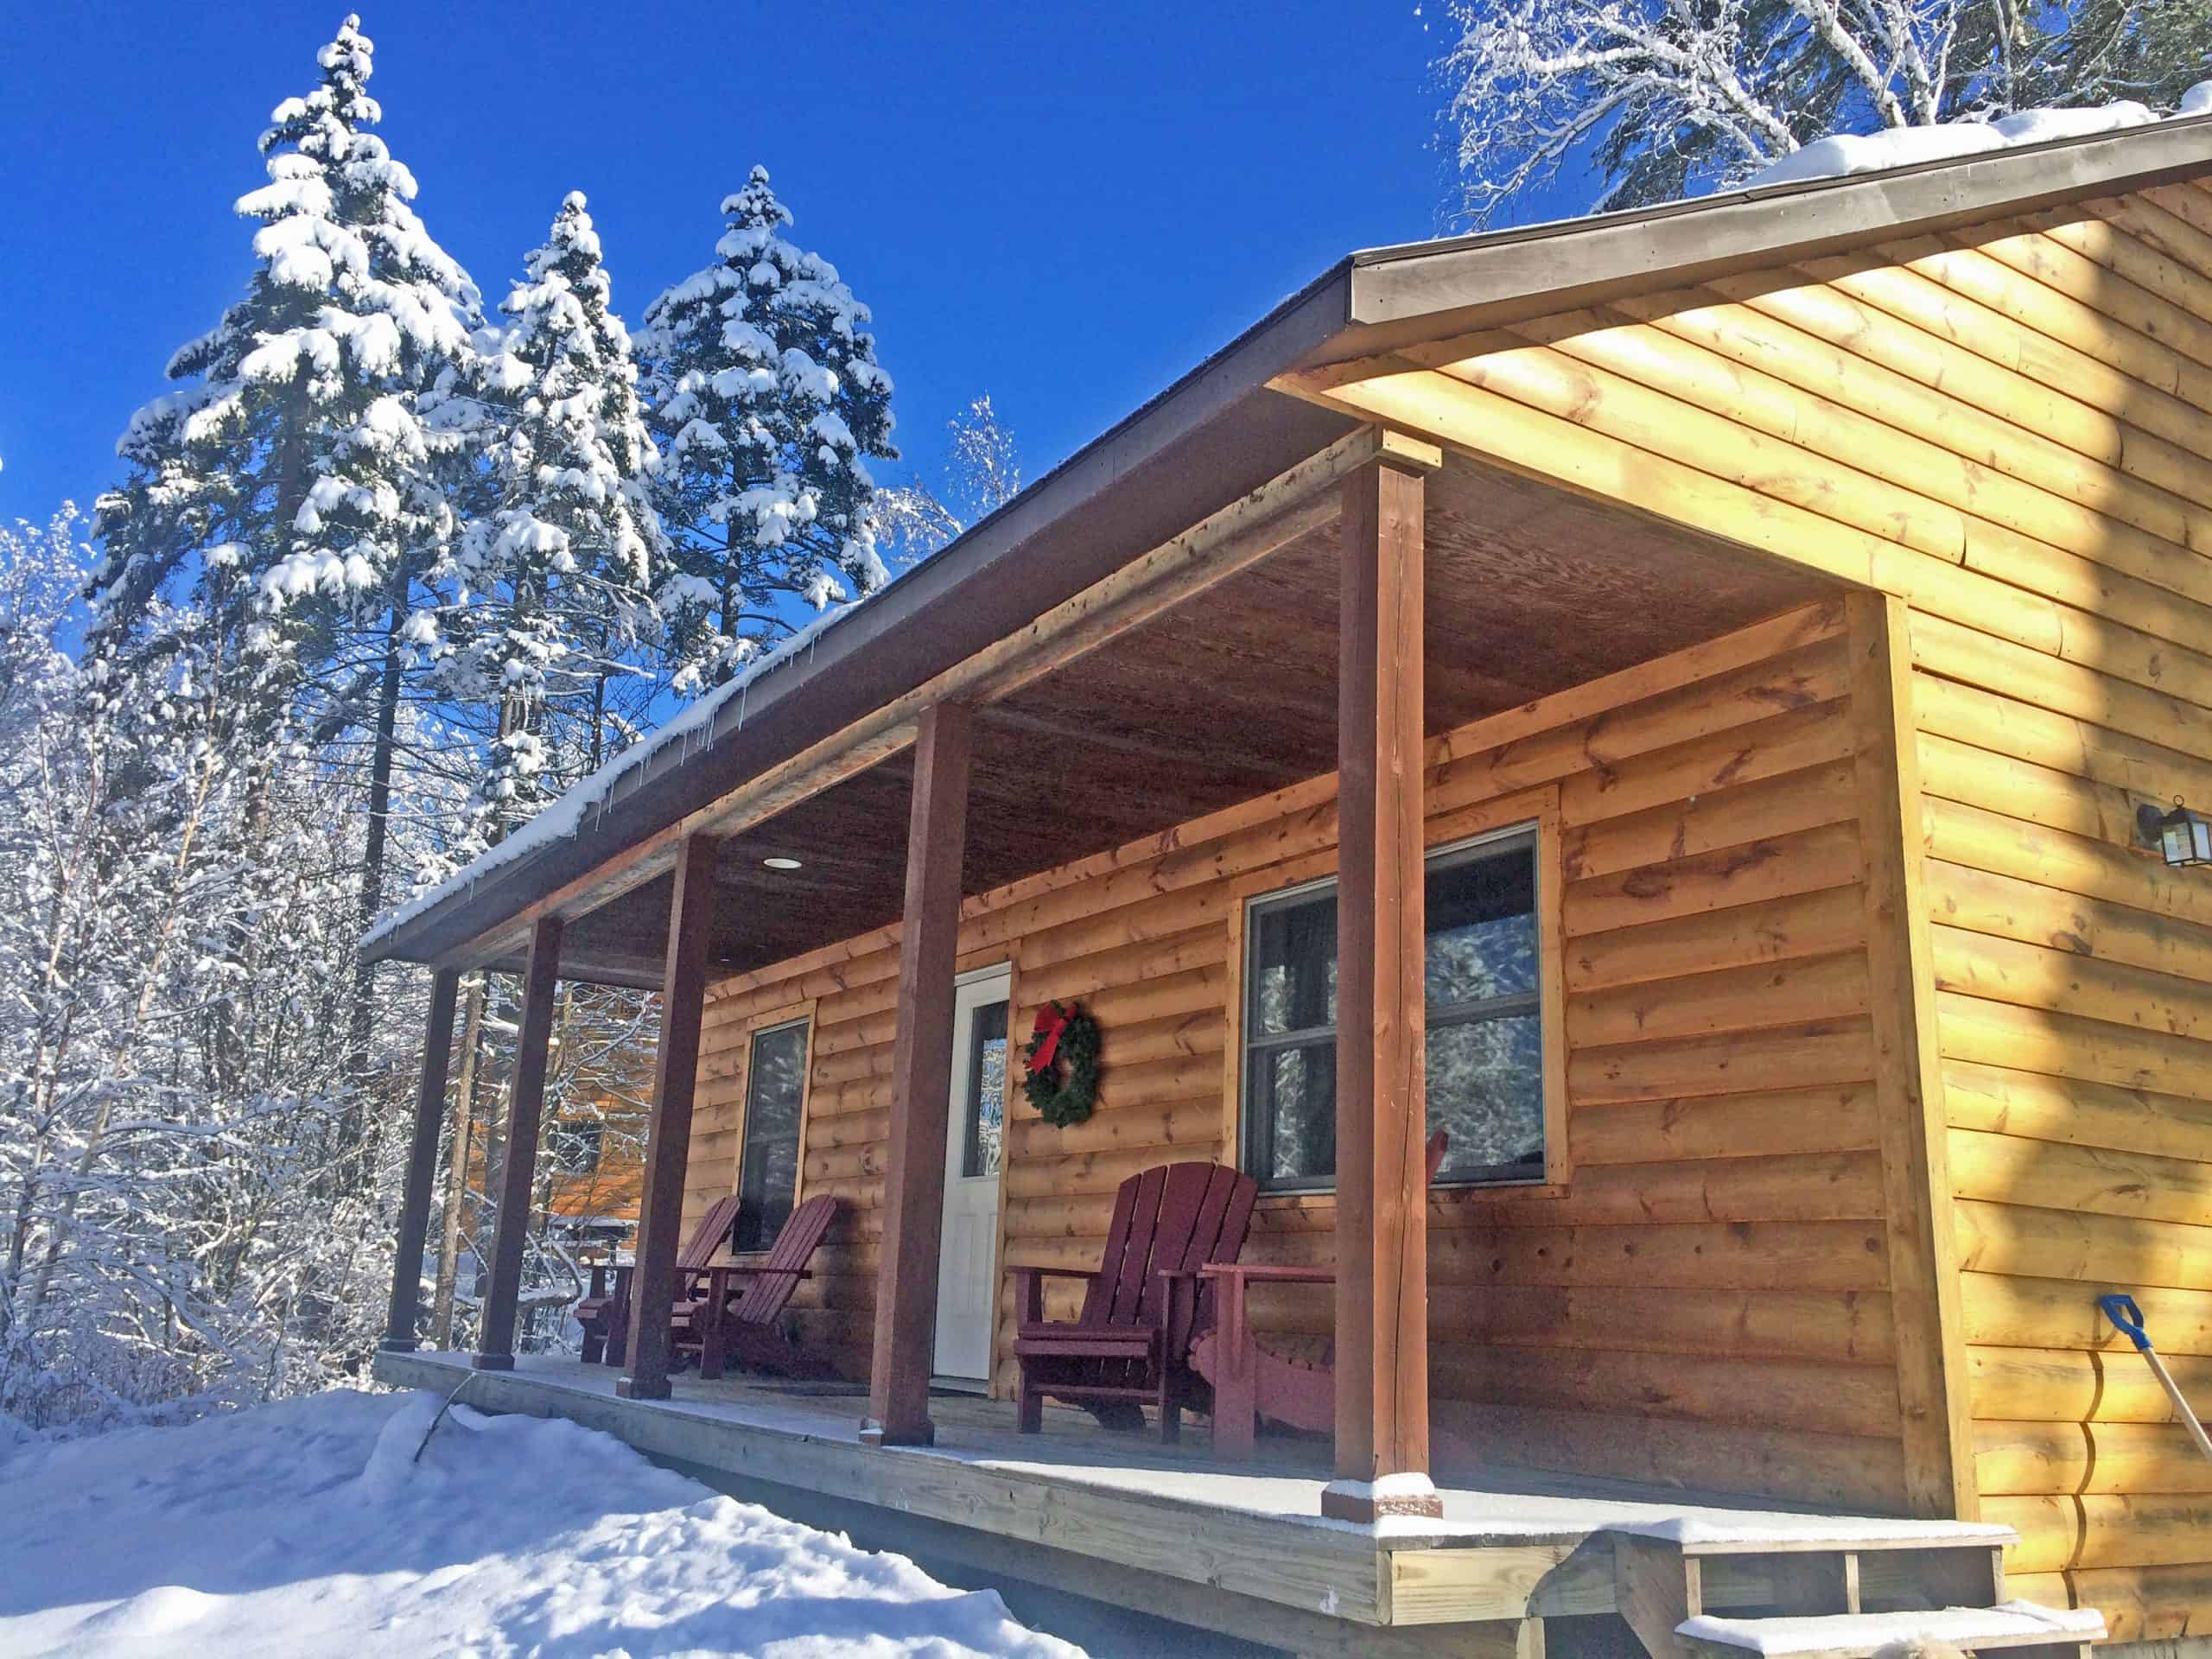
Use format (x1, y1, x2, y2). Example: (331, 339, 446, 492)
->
(368, 114, 2212, 1657)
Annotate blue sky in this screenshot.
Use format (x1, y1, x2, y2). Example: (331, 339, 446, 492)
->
(0, 3, 1525, 529)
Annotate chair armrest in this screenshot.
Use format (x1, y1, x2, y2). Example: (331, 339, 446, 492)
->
(1007, 1263, 1099, 1325)
(1197, 1263, 1336, 1285)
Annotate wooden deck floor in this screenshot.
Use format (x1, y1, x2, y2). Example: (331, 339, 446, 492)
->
(372, 1348, 2012, 1657)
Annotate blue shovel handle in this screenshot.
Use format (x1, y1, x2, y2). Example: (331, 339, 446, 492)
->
(2101, 1293, 2154, 1353)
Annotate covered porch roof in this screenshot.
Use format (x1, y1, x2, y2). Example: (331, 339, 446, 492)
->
(362, 113, 2212, 985)
(471, 449, 1828, 987)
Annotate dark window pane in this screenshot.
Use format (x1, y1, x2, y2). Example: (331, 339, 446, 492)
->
(1427, 1013, 1545, 1178)
(1426, 843, 1538, 1007)
(1250, 892, 1337, 1036)
(1243, 831, 1547, 1192)
(734, 1020, 808, 1252)
(1249, 1039, 1336, 1184)
(550, 1118, 602, 1175)
(962, 1001, 1008, 1179)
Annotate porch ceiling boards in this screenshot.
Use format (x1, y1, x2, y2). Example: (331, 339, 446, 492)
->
(514, 454, 1834, 987)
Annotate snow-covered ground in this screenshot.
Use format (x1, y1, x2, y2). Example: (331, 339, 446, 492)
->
(0, 1389, 1084, 1658)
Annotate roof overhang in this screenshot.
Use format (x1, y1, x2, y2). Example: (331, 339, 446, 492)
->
(366, 114, 2212, 972)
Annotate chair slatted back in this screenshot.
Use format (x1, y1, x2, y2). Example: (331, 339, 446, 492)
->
(729, 1194, 840, 1326)
(681, 1194, 744, 1274)
(1080, 1162, 1258, 1332)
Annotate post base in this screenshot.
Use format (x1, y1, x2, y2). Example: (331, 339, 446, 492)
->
(615, 1375, 671, 1402)
(378, 1335, 420, 1353)
(859, 1415, 935, 1448)
(1321, 1474, 1445, 1523)
(470, 1352, 515, 1371)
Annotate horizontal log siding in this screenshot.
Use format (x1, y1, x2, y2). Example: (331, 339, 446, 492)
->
(1300, 178, 2212, 1643)
(684, 601, 1906, 1510)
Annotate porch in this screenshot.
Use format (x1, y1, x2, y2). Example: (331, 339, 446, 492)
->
(372, 1346, 2081, 1658)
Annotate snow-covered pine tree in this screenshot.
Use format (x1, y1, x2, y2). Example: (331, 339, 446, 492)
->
(639, 167, 898, 689)
(93, 14, 478, 678)
(1434, 0, 2212, 224)
(443, 192, 667, 836)
(89, 14, 481, 1081)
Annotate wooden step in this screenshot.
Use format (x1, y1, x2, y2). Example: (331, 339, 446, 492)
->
(1677, 1599, 2106, 1658)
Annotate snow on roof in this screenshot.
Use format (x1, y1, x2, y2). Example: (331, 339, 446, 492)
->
(361, 600, 861, 952)
(1744, 92, 2198, 189)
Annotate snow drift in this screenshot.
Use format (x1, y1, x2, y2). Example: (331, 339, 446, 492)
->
(0, 1389, 1083, 1657)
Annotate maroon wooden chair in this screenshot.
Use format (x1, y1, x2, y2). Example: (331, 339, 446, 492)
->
(1190, 1131, 1450, 1458)
(1010, 1161, 1258, 1440)
(682, 1194, 842, 1379)
(578, 1192, 740, 1365)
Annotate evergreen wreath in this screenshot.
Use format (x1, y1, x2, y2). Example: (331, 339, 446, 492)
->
(1023, 1001, 1101, 1128)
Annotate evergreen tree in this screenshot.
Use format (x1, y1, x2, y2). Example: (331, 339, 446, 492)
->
(639, 167, 898, 690)
(442, 192, 667, 835)
(87, 13, 482, 1083)
(92, 14, 479, 676)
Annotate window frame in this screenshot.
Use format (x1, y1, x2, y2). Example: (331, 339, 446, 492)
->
(731, 1010, 814, 1255)
(1230, 787, 1567, 1199)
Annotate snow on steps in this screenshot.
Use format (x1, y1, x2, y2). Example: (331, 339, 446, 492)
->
(1678, 1599, 2106, 1658)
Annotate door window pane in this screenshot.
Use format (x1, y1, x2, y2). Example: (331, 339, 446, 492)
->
(961, 1000, 1008, 1179)
(734, 1019, 808, 1252)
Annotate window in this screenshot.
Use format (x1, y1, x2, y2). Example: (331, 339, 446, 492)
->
(548, 1117, 604, 1175)
(733, 1018, 809, 1253)
(1240, 822, 1548, 1192)
(960, 999, 1008, 1179)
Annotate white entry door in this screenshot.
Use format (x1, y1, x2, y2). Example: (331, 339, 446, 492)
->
(933, 964, 1010, 1383)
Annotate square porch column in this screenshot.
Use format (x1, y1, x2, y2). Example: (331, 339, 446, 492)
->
(381, 966, 461, 1351)
(1324, 441, 1445, 1523)
(473, 912, 564, 1370)
(620, 833, 721, 1401)
(863, 700, 973, 1446)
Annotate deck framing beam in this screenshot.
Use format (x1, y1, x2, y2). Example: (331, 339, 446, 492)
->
(1325, 442, 1445, 1523)
(473, 912, 564, 1370)
(864, 701, 974, 1446)
(619, 833, 721, 1401)
(381, 965, 461, 1351)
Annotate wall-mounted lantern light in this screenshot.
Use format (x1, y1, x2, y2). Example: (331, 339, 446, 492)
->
(2139, 800, 2212, 868)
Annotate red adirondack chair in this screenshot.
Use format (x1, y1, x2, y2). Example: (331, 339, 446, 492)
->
(683, 1193, 842, 1379)
(1189, 1131, 1452, 1459)
(1010, 1160, 1258, 1440)
(577, 1192, 740, 1366)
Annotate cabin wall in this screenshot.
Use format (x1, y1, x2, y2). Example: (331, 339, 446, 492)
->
(687, 599, 1913, 1512)
(1297, 179, 2212, 1643)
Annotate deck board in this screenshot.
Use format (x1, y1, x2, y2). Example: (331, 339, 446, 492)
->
(372, 1349, 2009, 1637)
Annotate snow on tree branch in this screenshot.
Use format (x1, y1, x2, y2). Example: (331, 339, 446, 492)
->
(1435, 0, 2212, 223)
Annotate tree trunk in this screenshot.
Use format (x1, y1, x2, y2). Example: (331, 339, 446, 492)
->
(347, 604, 406, 1097)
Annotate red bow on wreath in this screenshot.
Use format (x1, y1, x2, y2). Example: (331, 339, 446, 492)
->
(1030, 1002, 1071, 1071)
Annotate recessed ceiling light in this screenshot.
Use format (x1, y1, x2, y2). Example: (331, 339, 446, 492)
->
(761, 855, 804, 871)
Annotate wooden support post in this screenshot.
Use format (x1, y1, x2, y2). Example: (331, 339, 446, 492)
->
(863, 701, 973, 1447)
(1324, 441, 1443, 1523)
(473, 912, 563, 1371)
(619, 835, 721, 1401)
(381, 967, 461, 1352)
